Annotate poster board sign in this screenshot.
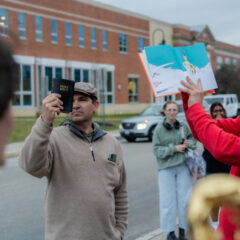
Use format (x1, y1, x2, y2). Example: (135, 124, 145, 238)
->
(139, 43, 217, 97)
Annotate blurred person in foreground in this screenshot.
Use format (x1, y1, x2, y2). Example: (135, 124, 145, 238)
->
(179, 77, 240, 240)
(19, 82, 128, 240)
(152, 100, 196, 240)
(202, 102, 231, 229)
(0, 38, 18, 166)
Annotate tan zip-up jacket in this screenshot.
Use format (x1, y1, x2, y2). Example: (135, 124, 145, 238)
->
(19, 117, 128, 240)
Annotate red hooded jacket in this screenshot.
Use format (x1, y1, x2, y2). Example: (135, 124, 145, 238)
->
(181, 93, 240, 240)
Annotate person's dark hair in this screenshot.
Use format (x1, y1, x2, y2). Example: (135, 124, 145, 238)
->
(160, 100, 178, 116)
(0, 38, 19, 118)
(210, 101, 226, 118)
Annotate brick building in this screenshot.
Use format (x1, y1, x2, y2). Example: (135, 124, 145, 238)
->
(0, 0, 151, 115)
(1, 1, 240, 115)
(173, 24, 240, 73)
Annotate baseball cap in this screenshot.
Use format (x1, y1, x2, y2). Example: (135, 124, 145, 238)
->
(74, 82, 98, 99)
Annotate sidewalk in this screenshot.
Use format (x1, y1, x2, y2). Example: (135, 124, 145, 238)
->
(135, 229, 165, 240)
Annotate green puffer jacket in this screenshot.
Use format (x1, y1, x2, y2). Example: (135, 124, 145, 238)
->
(152, 120, 197, 170)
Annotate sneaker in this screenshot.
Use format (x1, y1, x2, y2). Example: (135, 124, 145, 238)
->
(167, 232, 178, 240)
(179, 228, 187, 240)
(179, 236, 187, 240)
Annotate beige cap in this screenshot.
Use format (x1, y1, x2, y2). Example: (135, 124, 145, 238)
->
(74, 82, 98, 99)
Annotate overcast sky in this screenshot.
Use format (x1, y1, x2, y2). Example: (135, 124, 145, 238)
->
(94, 0, 240, 46)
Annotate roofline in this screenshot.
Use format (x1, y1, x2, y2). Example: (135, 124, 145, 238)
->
(172, 24, 190, 30)
(75, 0, 172, 27)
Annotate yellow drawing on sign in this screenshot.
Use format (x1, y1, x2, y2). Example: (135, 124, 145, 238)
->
(182, 50, 196, 75)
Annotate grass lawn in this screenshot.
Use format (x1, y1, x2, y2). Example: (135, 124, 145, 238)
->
(8, 113, 138, 143)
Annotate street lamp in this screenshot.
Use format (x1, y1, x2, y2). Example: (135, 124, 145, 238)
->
(152, 28, 166, 46)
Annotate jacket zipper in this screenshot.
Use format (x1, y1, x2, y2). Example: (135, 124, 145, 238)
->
(89, 145, 96, 162)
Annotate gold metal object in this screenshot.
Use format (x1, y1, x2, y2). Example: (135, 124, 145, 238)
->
(188, 174, 240, 240)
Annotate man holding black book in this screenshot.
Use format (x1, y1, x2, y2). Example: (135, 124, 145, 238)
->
(19, 82, 128, 240)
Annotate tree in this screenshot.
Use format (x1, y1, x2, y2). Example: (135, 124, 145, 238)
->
(215, 65, 240, 99)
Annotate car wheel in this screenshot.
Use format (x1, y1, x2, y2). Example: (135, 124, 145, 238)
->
(125, 136, 136, 142)
(148, 126, 156, 142)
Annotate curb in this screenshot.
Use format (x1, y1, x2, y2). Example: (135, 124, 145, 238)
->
(6, 152, 20, 159)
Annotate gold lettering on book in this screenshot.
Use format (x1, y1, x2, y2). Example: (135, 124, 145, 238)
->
(60, 85, 69, 91)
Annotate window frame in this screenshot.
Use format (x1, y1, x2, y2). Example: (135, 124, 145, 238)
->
(0, 8, 8, 36)
(51, 19, 58, 44)
(128, 76, 139, 103)
(65, 22, 72, 46)
(91, 27, 97, 49)
(233, 59, 238, 70)
(78, 25, 85, 48)
(119, 33, 127, 53)
(225, 57, 231, 65)
(44, 66, 64, 93)
(104, 71, 114, 104)
(216, 56, 223, 69)
(18, 12, 26, 39)
(138, 37, 145, 52)
(73, 68, 90, 83)
(12, 64, 34, 107)
(35, 16, 43, 42)
(102, 29, 108, 51)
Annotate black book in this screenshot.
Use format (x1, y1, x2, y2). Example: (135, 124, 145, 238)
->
(51, 78, 75, 113)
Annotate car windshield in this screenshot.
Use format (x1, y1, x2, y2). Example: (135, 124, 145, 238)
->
(205, 97, 224, 105)
(141, 105, 162, 116)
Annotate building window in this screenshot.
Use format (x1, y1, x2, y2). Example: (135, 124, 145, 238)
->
(102, 29, 108, 51)
(12, 64, 33, 106)
(65, 22, 72, 45)
(83, 69, 89, 82)
(138, 37, 145, 52)
(78, 25, 84, 47)
(73, 68, 89, 83)
(91, 27, 97, 49)
(51, 19, 58, 43)
(45, 66, 63, 92)
(119, 33, 127, 53)
(225, 57, 231, 65)
(233, 59, 238, 70)
(128, 77, 138, 102)
(105, 71, 113, 103)
(74, 69, 81, 82)
(35, 16, 43, 41)
(18, 12, 26, 39)
(217, 56, 223, 69)
(0, 9, 8, 36)
(97, 70, 114, 104)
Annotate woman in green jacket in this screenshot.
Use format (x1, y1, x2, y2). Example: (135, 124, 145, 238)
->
(152, 100, 196, 240)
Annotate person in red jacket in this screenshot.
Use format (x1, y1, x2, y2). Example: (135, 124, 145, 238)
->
(178, 76, 240, 240)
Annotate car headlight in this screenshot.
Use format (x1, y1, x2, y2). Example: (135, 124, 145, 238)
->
(119, 124, 122, 130)
(136, 123, 147, 130)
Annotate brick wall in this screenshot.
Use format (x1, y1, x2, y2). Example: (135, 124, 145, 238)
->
(2, 0, 151, 110)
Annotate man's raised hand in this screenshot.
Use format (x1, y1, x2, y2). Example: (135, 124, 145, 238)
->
(178, 76, 204, 108)
(41, 94, 63, 125)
